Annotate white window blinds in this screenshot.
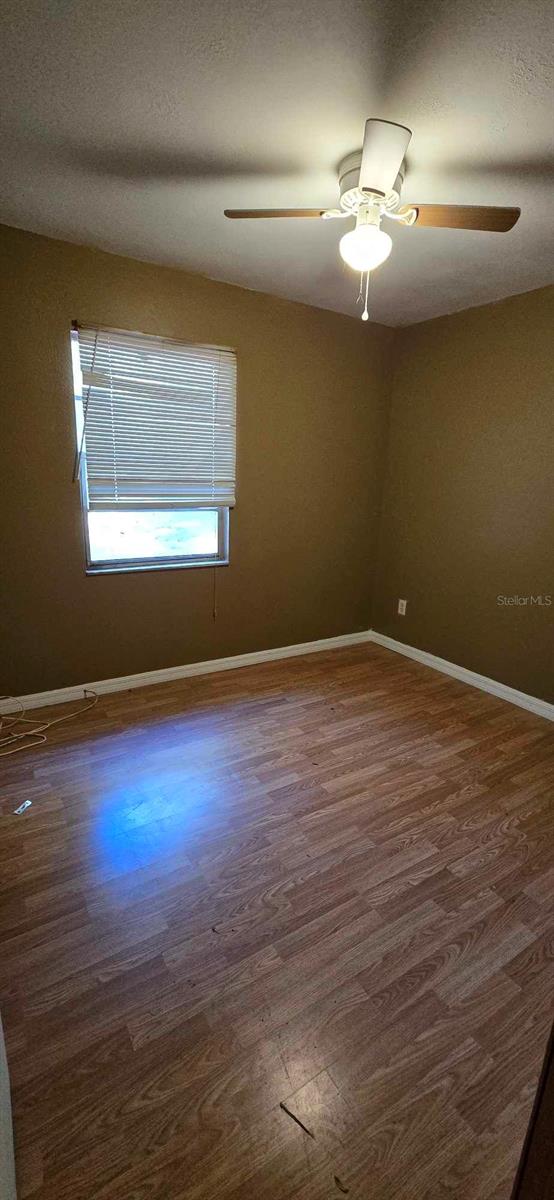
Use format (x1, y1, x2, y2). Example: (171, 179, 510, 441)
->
(75, 327, 236, 510)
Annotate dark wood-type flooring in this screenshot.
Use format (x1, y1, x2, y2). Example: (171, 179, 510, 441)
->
(1, 643, 553, 1199)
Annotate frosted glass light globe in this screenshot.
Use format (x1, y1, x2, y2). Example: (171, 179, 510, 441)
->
(339, 224, 392, 271)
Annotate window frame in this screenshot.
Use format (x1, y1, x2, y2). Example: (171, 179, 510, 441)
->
(70, 328, 232, 576)
(82, 506, 229, 576)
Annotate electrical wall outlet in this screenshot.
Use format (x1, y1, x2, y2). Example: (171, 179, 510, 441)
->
(398, 599, 407, 616)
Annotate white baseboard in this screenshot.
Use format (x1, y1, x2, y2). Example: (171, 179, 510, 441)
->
(2, 628, 551, 723)
(0, 630, 373, 715)
(368, 631, 553, 722)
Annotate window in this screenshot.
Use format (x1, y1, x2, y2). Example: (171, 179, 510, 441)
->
(71, 326, 236, 573)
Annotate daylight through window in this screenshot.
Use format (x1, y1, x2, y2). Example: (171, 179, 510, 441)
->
(71, 326, 236, 572)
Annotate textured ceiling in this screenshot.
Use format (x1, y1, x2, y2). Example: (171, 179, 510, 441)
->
(0, 0, 552, 325)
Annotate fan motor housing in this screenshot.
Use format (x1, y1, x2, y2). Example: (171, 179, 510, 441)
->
(338, 151, 404, 215)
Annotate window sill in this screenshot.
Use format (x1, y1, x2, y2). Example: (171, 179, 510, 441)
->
(86, 558, 229, 576)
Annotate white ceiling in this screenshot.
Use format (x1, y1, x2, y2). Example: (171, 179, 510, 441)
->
(0, 0, 552, 325)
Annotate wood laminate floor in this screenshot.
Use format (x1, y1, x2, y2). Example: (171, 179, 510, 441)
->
(1, 643, 553, 1200)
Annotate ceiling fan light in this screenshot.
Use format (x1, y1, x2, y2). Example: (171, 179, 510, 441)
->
(339, 225, 392, 272)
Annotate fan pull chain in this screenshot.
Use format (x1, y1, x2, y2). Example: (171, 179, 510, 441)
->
(362, 270, 370, 321)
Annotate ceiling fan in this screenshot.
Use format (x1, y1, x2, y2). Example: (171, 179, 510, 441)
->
(224, 119, 521, 319)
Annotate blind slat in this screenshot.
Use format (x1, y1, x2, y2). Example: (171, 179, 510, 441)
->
(77, 328, 236, 510)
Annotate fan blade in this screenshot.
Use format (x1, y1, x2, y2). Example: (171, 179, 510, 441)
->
(400, 204, 521, 232)
(359, 119, 412, 195)
(224, 208, 326, 219)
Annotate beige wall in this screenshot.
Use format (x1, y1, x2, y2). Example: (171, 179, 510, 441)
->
(0, 224, 393, 695)
(372, 287, 554, 703)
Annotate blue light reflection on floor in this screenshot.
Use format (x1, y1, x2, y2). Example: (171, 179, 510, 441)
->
(93, 768, 220, 875)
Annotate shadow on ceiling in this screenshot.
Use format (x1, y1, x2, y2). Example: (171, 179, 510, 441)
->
(51, 142, 304, 182)
(437, 154, 554, 182)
